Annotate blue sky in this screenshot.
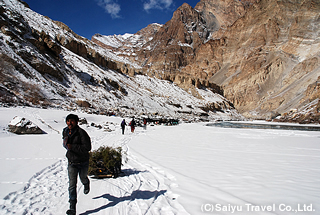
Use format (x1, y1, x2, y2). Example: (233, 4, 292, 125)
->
(24, 0, 200, 39)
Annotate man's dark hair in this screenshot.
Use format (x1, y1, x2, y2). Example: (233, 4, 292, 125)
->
(66, 114, 79, 122)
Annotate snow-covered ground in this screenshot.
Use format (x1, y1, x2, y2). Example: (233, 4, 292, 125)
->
(0, 107, 319, 214)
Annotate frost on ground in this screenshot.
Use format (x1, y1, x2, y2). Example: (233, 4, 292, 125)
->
(0, 107, 320, 215)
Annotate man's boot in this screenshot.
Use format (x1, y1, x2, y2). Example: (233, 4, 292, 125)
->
(66, 200, 76, 215)
(84, 180, 90, 194)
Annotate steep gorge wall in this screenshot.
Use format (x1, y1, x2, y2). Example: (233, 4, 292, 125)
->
(87, 0, 320, 120)
(89, 0, 320, 120)
(133, 2, 237, 95)
(206, 0, 320, 118)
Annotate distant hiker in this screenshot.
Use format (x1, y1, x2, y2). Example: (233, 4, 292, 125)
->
(121, 119, 126, 135)
(143, 118, 147, 130)
(129, 118, 136, 133)
(62, 114, 91, 215)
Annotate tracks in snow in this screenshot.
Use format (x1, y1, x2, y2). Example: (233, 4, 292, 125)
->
(0, 131, 189, 215)
(1, 159, 69, 215)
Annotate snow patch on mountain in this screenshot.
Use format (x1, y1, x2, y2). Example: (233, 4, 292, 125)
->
(0, 0, 243, 122)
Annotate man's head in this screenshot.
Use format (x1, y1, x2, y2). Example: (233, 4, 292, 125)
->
(66, 114, 79, 130)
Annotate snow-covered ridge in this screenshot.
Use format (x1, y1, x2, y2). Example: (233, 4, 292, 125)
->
(93, 33, 146, 50)
(0, 0, 243, 122)
(1, 0, 141, 69)
(92, 22, 163, 59)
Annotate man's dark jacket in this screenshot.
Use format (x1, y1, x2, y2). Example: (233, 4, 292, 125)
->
(62, 125, 91, 163)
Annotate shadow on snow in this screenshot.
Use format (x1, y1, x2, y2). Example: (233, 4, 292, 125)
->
(80, 190, 167, 214)
(121, 168, 148, 177)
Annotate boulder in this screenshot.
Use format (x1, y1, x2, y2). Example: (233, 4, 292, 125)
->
(8, 116, 45, 134)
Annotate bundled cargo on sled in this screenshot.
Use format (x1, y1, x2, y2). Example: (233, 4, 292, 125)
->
(88, 146, 122, 178)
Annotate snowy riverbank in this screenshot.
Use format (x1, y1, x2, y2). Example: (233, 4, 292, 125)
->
(0, 107, 319, 214)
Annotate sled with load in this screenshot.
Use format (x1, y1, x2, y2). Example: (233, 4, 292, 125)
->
(88, 146, 123, 178)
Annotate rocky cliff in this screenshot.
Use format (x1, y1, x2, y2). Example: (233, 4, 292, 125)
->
(1, 0, 319, 123)
(93, 0, 320, 122)
(192, 0, 320, 122)
(0, 0, 242, 122)
(207, 0, 320, 120)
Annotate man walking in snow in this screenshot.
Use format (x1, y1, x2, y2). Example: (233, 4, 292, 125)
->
(62, 114, 91, 215)
(121, 119, 126, 135)
(129, 117, 136, 133)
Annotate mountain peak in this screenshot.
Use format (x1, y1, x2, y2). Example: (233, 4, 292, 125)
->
(179, 2, 193, 9)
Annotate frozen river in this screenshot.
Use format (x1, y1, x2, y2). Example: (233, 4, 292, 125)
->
(207, 121, 320, 131)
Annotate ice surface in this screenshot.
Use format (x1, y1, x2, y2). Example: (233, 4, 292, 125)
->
(0, 107, 319, 214)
